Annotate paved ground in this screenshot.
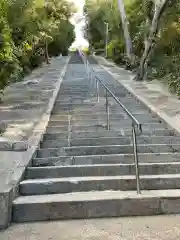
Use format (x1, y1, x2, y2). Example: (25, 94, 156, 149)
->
(1, 215, 180, 240)
(0, 56, 68, 142)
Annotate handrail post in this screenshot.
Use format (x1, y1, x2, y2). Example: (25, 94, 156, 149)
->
(87, 59, 89, 80)
(90, 70, 92, 84)
(105, 89, 110, 130)
(132, 124, 141, 194)
(96, 79, 99, 103)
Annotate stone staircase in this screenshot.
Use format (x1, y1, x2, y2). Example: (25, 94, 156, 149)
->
(12, 56, 180, 223)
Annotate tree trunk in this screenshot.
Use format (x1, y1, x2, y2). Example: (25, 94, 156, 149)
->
(139, 17, 151, 80)
(45, 38, 49, 64)
(117, 0, 134, 65)
(138, 0, 168, 81)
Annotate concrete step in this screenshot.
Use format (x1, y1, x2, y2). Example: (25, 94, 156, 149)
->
(19, 174, 180, 195)
(40, 136, 180, 148)
(25, 162, 180, 179)
(58, 94, 141, 101)
(32, 153, 180, 166)
(36, 144, 180, 158)
(50, 113, 160, 122)
(51, 108, 149, 115)
(46, 123, 163, 133)
(51, 104, 149, 113)
(55, 99, 92, 104)
(54, 99, 133, 105)
(53, 103, 97, 110)
(58, 87, 91, 91)
(45, 128, 175, 136)
(12, 189, 180, 222)
(40, 139, 69, 148)
(64, 144, 180, 156)
(53, 101, 146, 109)
(47, 120, 161, 127)
(55, 91, 90, 96)
(53, 97, 144, 104)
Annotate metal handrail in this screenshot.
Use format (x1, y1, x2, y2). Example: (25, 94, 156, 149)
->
(79, 52, 142, 194)
(93, 72, 142, 195)
(94, 74, 142, 132)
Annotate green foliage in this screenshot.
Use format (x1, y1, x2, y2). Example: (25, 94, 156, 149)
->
(107, 39, 125, 63)
(85, 0, 180, 96)
(0, 0, 75, 91)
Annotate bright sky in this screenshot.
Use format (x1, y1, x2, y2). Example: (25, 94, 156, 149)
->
(68, 0, 89, 49)
(74, 0, 84, 14)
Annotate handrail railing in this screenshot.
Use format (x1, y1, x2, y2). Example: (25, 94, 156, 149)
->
(93, 73, 142, 195)
(94, 73, 142, 131)
(79, 51, 142, 194)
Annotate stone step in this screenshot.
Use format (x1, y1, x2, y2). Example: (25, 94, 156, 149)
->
(25, 162, 180, 179)
(46, 123, 163, 133)
(55, 100, 96, 105)
(54, 99, 128, 105)
(40, 136, 180, 148)
(53, 103, 97, 110)
(51, 104, 149, 112)
(43, 129, 176, 141)
(50, 112, 161, 125)
(36, 144, 180, 158)
(56, 92, 126, 98)
(55, 96, 140, 102)
(45, 127, 174, 136)
(53, 101, 146, 109)
(47, 120, 161, 127)
(55, 91, 90, 96)
(58, 87, 91, 91)
(13, 189, 180, 222)
(51, 107, 148, 115)
(19, 174, 180, 195)
(64, 144, 180, 156)
(32, 153, 180, 166)
(40, 139, 69, 148)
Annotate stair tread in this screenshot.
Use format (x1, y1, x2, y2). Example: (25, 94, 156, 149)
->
(41, 136, 180, 143)
(28, 161, 180, 169)
(45, 128, 175, 134)
(38, 143, 180, 150)
(46, 125, 164, 128)
(13, 189, 180, 204)
(21, 174, 180, 184)
(33, 152, 180, 159)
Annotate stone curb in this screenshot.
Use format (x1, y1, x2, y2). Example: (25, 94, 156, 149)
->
(95, 56, 180, 135)
(0, 57, 70, 229)
(0, 139, 28, 151)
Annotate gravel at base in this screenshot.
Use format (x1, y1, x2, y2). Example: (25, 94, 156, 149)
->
(1, 215, 180, 240)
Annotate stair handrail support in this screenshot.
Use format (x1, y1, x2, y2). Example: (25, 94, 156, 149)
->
(87, 59, 142, 194)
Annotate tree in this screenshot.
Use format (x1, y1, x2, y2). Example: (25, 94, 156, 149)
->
(86, 0, 179, 86)
(137, 0, 170, 80)
(0, 0, 75, 92)
(117, 0, 134, 65)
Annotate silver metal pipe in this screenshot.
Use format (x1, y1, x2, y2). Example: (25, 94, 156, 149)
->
(105, 89, 110, 130)
(132, 124, 141, 194)
(87, 60, 89, 80)
(96, 79, 99, 103)
(89, 69, 92, 84)
(94, 76, 142, 132)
